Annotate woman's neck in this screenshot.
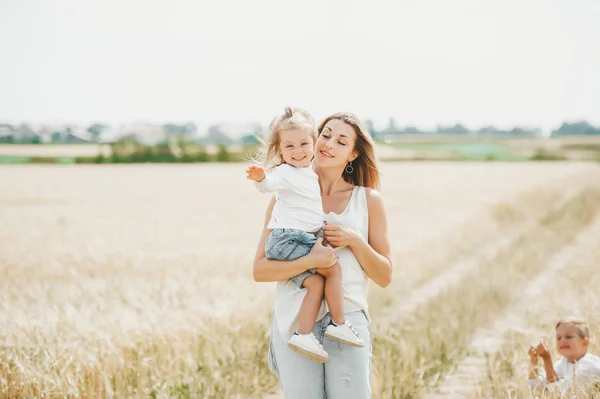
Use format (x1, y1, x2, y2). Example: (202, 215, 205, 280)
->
(314, 166, 348, 196)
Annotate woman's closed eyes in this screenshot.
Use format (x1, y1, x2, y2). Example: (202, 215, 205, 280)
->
(320, 134, 346, 146)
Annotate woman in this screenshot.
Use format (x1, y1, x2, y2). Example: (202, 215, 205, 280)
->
(253, 112, 392, 398)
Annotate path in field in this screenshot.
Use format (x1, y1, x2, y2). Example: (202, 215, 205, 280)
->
(373, 185, 581, 331)
(424, 210, 600, 398)
(261, 183, 584, 399)
(260, 175, 593, 399)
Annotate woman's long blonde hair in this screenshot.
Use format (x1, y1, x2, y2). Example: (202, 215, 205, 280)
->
(256, 107, 317, 170)
(317, 112, 380, 189)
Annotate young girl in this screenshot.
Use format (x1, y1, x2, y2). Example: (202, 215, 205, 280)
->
(528, 318, 600, 395)
(246, 107, 363, 363)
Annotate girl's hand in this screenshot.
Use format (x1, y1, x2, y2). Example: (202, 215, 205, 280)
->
(528, 344, 539, 363)
(308, 237, 338, 269)
(322, 222, 360, 248)
(246, 165, 265, 182)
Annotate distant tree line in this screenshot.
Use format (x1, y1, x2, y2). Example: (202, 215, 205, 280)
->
(2, 119, 599, 147)
(76, 138, 247, 164)
(362, 118, 600, 139)
(238, 119, 600, 144)
(364, 119, 542, 138)
(551, 121, 600, 136)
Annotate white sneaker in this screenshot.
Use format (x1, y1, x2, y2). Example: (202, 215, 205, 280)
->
(287, 332, 329, 363)
(324, 321, 364, 347)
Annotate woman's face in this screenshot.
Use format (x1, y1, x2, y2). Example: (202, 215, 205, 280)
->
(315, 119, 358, 168)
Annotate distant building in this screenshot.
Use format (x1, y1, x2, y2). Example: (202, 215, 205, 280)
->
(381, 118, 402, 135)
(163, 123, 197, 138)
(39, 125, 95, 143)
(12, 124, 41, 143)
(0, 124, 15, 143)
(199, 124, 234, 145)
(119, 123, 168, 145)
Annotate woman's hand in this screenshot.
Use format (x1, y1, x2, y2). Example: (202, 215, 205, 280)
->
(322, 222, 360, 248)
(308, 237, 338, 269)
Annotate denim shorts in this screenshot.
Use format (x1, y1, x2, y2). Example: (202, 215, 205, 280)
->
(265, 228, 322, 286)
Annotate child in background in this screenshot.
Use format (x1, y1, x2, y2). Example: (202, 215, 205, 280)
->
(528, 318, 600, 395)
(246, 107, 363, 363)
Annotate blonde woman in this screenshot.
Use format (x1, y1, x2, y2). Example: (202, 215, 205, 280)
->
(253, 112, 393, 398)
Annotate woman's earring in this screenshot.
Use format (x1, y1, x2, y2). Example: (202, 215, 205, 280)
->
(345, 160, 354, 174)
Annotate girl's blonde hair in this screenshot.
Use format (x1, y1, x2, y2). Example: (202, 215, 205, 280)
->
(317, 112, 380, 189)
(256, 107, 317, 170)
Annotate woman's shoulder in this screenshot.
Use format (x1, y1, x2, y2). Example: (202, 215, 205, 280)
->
(353, 186, 385, 217)
(351, 185, 380, 196)
(362, 187, 383, 206)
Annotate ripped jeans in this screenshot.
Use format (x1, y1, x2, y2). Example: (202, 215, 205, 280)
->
(269, 310, 372, 398)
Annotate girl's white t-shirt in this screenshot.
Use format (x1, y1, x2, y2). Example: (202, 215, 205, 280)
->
(254, 164, 323, 232)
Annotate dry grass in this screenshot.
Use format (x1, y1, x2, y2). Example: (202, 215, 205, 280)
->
(475, 223, 600, 398)
(372, 187, 600, 398)
(1, 162, 600, 398)
(424, 192, 600, 398)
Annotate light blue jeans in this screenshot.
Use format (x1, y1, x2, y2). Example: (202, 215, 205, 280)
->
(269, 310, 372, 398)
(265, 228, 323, 286)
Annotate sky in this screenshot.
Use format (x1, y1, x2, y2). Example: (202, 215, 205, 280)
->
(1, 0, 599, 134)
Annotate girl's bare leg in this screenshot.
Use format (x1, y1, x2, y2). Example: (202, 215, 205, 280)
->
(297, 274, 325, 334)
(317, 264, 345, 325)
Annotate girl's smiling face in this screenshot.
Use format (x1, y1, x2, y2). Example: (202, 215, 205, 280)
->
(278, 128, 315, 168)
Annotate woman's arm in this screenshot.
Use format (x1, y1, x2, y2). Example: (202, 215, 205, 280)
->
(252, 197, 337, 282)
(349, 189, 392, 288)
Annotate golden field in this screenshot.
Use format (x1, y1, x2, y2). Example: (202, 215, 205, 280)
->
(1, 162, 600, 398)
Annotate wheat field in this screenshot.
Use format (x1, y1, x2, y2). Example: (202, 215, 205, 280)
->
(1, 162, 600, 398)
